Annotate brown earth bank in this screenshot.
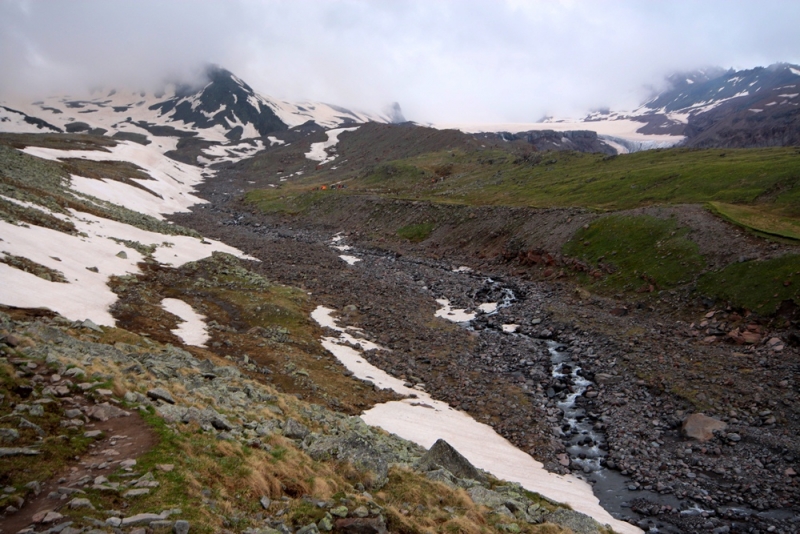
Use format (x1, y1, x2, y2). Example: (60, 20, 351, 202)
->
(164, 162, 800, 534)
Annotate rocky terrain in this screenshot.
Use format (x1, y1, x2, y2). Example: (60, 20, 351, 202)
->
(158, 158, 800, 533)
(2, 62, 799, 534)
(1, 294, 608, 534)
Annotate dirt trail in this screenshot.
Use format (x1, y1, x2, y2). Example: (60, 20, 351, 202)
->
(2, 402, 156, 534)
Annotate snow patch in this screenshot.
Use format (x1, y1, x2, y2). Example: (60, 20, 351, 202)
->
(478, 302, 498, 314)
(311, 306, 641, 534)
(434, 299, 476, 323)
(305, 127, 359, 164)
(339, 255, 361, 265)
(23, 141, 208, 219)
(161, 298, 209, 346)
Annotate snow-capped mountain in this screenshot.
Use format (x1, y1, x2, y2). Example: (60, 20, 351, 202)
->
(441, 62, 800, 153)
(583, 62, 800, 148)
(0, 65, 402, 164)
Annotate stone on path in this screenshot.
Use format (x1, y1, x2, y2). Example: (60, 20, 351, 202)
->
(86, 402, 130, 421)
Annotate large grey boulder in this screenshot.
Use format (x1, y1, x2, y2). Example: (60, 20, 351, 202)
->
(334, 517, 388, 534)
(416, 439, 486, 483)
(307, 433, 391, 489)
(544, 508, 607, 534)
(284, 418, 310, 439)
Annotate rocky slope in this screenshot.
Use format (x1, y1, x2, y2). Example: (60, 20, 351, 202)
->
(0, 273, 605, 534)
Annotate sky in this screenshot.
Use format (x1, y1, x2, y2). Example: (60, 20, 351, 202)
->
(2, 0, 800, 123)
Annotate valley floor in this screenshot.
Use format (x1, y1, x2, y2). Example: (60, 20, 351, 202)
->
(163, 165, 800, 534)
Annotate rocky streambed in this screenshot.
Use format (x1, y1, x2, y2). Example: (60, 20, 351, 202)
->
(166, 167, 800, 534)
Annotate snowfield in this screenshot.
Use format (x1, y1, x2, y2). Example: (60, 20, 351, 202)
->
(22, 141, 208, 219)
(0, 139, 253, 326)
(433, 119, 684, 154)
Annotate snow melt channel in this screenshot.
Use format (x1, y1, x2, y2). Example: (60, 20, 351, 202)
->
(311, 305, 640, 534)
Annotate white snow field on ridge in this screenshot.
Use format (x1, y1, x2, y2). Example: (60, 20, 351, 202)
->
(22, 141, 210, 219)
(0, 140, 253, 326)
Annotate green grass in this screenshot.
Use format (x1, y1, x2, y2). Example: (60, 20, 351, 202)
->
(385, 147, 800, 212)
(397, 222, 435, 242)
(698, 254, 800, 314)
(245, 189, 332, 215)
(562, 215, 706, 293)
(250, 146, 800, 240)
(709, 202, 800, 240)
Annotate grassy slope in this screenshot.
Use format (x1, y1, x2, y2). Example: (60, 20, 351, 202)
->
(250, 146, 800, 224)
(248, 143, 800, 314)
(363, 147, 800, 217)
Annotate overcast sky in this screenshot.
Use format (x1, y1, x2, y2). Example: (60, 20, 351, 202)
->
(2, 0, 800, 123)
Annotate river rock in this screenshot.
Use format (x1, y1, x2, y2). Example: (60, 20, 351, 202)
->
(682, 413, 727, 442)
(415, 439, 486, 483)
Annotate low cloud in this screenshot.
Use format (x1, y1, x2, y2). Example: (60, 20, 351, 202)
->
(2, 0, 799, 123)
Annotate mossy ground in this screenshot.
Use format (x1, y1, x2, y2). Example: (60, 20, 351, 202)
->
(698, 254, 800, 315)
(397, 222, 435, 242)
(562, 214, 706, 294)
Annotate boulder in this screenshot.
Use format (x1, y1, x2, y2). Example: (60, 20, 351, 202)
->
(682, 413, 727, 442)
(284, 418, 310, 439)
(416, 439, 486, 483)
(307, 433, 391, 489)
(147, 388, 176, 404)
(544, 508, 605, 534)
(334, 517, 388, 534)
(467, 486, 507, 509)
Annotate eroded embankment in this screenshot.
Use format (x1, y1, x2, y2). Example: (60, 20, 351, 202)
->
(242, 193, 786, 281)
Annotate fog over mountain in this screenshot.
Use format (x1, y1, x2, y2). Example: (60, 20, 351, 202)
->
(2, 0, 800, 123)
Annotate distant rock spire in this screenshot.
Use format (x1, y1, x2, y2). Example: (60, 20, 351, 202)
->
(385, 102, 406, 123)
